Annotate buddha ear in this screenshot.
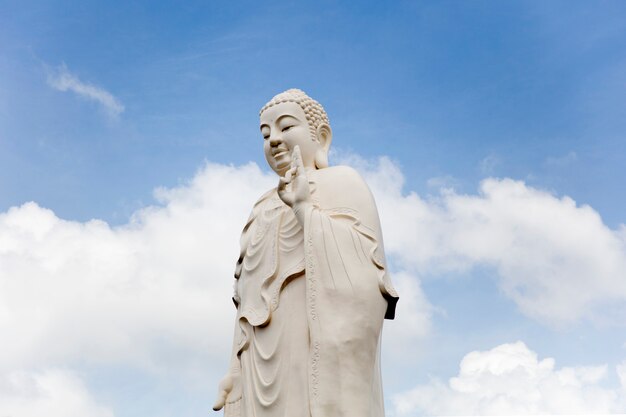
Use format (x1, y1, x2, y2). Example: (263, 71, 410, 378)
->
(314, 123, 332, 169)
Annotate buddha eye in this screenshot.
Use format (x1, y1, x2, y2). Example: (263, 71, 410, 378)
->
(281, 125, 293, 132)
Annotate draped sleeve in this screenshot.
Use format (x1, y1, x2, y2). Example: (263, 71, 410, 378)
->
(303, 166, 398, 417)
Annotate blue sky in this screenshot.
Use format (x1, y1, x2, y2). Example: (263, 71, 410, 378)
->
(1, 1, 626, 416)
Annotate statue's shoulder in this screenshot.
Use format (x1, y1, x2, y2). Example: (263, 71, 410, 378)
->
(253, 188, 278, 208)
(315, 165, 369, 193)
(313, 165, 378, 219)
(243, 188, 278, 223)
(321, 164, 361, 176)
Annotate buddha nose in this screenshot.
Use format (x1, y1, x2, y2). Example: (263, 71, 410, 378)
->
(269, 136, 282, 147)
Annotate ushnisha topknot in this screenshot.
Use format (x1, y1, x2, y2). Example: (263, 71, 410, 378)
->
(260, 89, 330, 141)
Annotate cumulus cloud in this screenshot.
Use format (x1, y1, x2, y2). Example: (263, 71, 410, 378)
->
(0, 163, 279, 375)
(0, 369, 114, 417)
(350, 156, 626, 325)
(2, 155, 626, 412)
(393, 341, 626, 416)
(46, 64, 124, 116)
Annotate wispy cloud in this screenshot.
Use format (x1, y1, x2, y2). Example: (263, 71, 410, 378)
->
(545, 150, 578, 167)
(479, 153, 501, 175)
(426, 175, 460, 190)
(46, 64, 124, 116)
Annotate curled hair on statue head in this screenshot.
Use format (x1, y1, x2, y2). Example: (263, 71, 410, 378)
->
(260, 89, 331, 144)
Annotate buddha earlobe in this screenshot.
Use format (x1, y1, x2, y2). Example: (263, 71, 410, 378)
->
(315, 123, 332, 169)
(314, 148, 329, 169)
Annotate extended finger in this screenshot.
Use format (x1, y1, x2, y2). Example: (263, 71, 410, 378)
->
(293, 145, 304, 169)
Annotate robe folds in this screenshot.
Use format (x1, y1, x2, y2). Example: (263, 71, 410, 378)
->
(221, 166, 398, 417)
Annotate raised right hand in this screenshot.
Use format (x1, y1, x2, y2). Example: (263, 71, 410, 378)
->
(277, 145, 312, 210)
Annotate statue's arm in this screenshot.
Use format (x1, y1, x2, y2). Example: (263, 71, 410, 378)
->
(328, 166, 399, 318)
(294, 163, 399, 319)
(294, 166, 398, 415)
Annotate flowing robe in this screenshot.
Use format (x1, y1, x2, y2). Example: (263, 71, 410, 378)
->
(221, 166, 398, 417)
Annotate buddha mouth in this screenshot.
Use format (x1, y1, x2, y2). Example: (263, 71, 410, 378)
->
(272, 149, 289, 158)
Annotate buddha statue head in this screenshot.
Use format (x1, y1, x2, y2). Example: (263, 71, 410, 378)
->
(259, 89, 332, 176)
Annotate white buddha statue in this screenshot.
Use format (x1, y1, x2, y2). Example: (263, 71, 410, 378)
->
(213, 89, 398, 417)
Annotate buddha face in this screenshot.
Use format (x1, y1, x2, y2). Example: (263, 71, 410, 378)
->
(260, 101, 323, 176)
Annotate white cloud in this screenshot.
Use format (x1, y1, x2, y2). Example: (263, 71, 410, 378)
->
(0, 369, 114, 417)
(0, 162, 275, 375)
(393, 341, 626, 416)
(2, 155, 626, 412)
(46, 64, 124, 116)
(618, 360, 626, 391)
(351, 156, 626, 325)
